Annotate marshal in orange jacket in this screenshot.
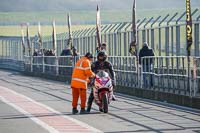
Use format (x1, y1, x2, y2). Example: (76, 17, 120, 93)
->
(71, 56, 95, 89)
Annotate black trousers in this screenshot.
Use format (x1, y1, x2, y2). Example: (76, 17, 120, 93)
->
(87, 89, 94, 110)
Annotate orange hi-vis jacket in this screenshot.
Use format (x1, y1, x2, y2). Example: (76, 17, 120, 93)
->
(71, 56, 95, 89)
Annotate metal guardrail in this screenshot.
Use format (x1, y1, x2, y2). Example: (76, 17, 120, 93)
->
(24, 55, 79, 76)
(141, 56, 200, 97)
(0, 57, 24, 71)
(1, 55, 199, 98)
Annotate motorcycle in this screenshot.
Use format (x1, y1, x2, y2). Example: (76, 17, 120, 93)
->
(92, 70, 113, 113)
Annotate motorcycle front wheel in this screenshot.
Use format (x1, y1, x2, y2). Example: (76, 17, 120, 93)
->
(102, 93, 108, 113)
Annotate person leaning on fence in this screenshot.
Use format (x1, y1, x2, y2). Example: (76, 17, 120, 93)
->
(70, 52, 96, 114)
(139, 42, 155, 87)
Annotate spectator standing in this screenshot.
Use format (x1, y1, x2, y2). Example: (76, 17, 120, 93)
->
(139, 42, 155, 87)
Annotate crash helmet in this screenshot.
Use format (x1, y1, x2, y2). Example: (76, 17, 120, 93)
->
(97, 51, 107, 62)
(85, 52, 93, 59)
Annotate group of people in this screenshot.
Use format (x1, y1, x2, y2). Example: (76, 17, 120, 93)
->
(70, 43, 116, 114)
(33, 49, 55, 56)
(60, 46, 79, 56)
(70, 41, 155, 114)
(33, 46, 79, 57)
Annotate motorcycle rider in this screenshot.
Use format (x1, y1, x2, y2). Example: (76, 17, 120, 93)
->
(86, 51, 116, 113)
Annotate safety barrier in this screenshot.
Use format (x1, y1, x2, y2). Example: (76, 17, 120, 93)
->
(20, 55, 200, 97)
(0, 56, 24, 71)
(141, 56, 200, 97)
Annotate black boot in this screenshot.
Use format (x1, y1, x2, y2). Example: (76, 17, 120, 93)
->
(86, 106, 91, 113)
(72, 108, 78, 114)
(80, 108, 88, 114)
(86, 100, 92, 113)
(99, 107, 103, 112)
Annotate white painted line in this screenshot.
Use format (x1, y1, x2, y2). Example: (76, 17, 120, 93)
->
(0, 96, 60, 133)
(0, 86, 102, 133)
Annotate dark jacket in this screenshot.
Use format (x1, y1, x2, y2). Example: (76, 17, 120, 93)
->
(91, 60, 115, 81)
(139, 46, 155, 66)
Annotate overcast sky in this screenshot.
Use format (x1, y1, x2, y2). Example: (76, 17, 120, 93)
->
(0, 0, 199, 11)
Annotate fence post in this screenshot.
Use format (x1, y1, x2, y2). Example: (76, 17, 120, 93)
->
(193, 57, 197, 96)
(113, 23, 123, 56)
(107, 25, 113, 56)
(42, 54, 45, 73)
(151, 16, 161, 50)
(0, 40, 2, 57)
(5, 40, 7, 58)
(194, 15, 200, 56)
(109, 24, 117, 56)
(166, 13, 178, 56)
(30, 41, 33, 72)
(56, 56, 59, 76)
(89, 28, 96, 54)
(137, 18, 146, 48)
(136, 18, 147, 88)
(176, 11, 186, 56)
(144, 17, 153, 44)
(158, 14, 169, 56)
(188, 56, 192, 97)
(3, 40, 5, 58)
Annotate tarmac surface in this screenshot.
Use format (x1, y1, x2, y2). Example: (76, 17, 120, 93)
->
(0, 69, 200, 133)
